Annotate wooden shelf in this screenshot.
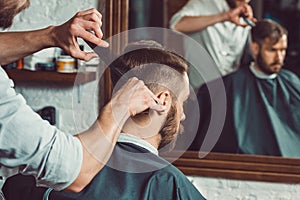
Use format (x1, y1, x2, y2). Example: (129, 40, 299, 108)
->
(4, 69, 96, 84)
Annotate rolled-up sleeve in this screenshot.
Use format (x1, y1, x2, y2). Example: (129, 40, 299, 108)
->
(169, 0, 203, 30)
(0, 67, 83, 190)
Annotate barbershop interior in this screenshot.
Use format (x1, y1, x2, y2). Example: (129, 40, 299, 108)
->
(0, 0, 300, 199)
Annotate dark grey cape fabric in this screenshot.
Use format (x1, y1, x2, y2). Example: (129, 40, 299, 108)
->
(3, 142, 205, 200)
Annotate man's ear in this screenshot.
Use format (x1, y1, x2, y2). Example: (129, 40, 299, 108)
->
(251, 42, 259, 56)
(157, 91, 171, 112)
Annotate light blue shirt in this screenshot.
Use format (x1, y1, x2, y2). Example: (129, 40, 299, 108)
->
(0, 67, 82, 191)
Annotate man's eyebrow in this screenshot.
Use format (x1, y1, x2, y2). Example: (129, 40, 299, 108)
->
(270, 46, 287, 51)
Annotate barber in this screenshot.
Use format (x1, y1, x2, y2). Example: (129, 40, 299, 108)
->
(0, 0, 165, 193)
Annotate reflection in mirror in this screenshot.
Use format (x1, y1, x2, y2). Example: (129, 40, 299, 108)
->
(263, 0, 300, 76)
(127, 0, 300, 159)
(189, 19, 300, 158)
(128, 0, 164, 42)
(100, 0, 300, 183)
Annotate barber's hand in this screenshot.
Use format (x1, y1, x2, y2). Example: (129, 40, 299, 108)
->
(51, 8, 109, 61)
(111, 77, 166, 117)
(227, 4, 256, 27)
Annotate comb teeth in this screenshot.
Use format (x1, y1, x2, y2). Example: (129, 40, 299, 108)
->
(84, 39, 124, 76)
(243, 17, 255, 27)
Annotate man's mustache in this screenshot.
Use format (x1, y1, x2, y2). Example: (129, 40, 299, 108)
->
(271, 61, 284, 66)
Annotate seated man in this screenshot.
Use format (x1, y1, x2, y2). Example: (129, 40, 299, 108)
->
(190, 19, 300, 157)
(3, 45, 206, 200)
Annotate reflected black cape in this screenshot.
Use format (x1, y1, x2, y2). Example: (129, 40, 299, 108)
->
(190, 67, 300, 157)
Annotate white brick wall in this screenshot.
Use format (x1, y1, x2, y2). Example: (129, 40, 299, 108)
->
(14, 80, 99, 134)
(7, 1, 300, 199)
(189, 176, 300, 200)
(8, 0, 100, 134)
(9, 0, 98, 30)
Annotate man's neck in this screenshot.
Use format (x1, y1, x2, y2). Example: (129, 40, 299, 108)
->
(121, 115, 165, 150)
(143, 134, 161, 149)
(121, 130, 161, 148)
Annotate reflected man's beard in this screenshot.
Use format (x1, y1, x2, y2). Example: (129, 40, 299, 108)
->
(0, 0, 30, 29)
(257, 52, 283, 74)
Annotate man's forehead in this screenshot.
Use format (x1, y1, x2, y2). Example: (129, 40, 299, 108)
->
(263, 35, 288, 47)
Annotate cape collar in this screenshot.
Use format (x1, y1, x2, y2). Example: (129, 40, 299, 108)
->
(118, 133, 159, 155)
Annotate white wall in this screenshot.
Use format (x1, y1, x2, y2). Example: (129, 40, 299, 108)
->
(9, 0, 98, 31)
(189, 176, 300, 200)
(7, 1, 300, 199)
(8, 0, 100, 134)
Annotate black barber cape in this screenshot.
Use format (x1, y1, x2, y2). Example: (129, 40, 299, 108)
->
(190, 66, 300, 157)
(3, 142, 205, 200)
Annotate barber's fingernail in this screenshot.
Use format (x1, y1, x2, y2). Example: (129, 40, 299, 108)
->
(154, 105, 167, 112)
(101, 40, 109, 48)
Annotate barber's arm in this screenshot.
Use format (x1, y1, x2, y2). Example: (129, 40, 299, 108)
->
(0, 73, 163, 193)
(69, 77, 165, 192)
(174, 4, 255, 33)
(0, 8, 108, 65)
(0, 7, 164, 193)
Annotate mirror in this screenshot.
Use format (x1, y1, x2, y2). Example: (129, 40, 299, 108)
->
(100, 0, 300, 183)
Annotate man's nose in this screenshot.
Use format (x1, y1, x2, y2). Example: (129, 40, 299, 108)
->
(275, 50, 285, 62)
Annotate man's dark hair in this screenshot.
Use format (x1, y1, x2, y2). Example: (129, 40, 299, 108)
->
(110, 48, 188, 86)
(109, 46, 188, 150)
(251, 19, 288, 46)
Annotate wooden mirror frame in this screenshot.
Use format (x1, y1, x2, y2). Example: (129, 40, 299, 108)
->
(99, 0, 300, 183)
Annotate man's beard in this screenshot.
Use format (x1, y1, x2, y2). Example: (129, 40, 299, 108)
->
(0, 0, 30, 29)
(158, 103, 184, 151)
(257, 52, 283, 74)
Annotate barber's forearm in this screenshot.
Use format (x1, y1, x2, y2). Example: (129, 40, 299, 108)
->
(174, 12, 229, 33)
(65, 77, 160, 192)
(99, 100, 130, 140)
(0, 26, 55, 65)
(65, 100, 130, 192)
